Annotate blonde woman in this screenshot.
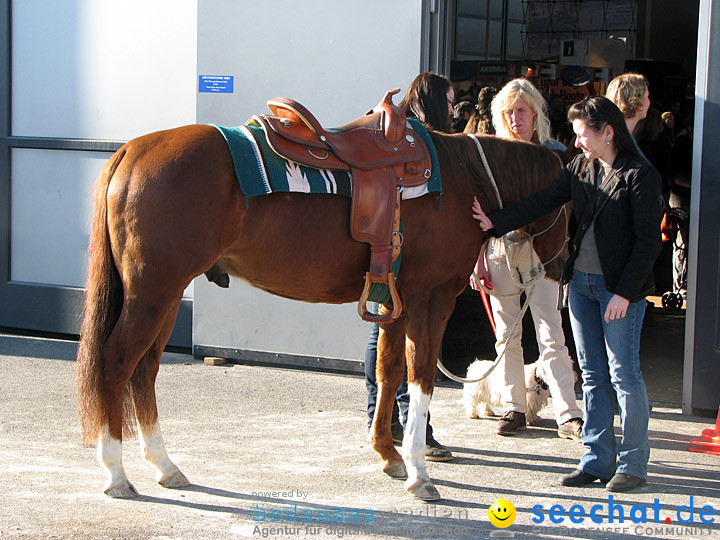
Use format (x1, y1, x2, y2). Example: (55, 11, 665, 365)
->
(606, 73, 651, 137)
(479, 78, 584, 440)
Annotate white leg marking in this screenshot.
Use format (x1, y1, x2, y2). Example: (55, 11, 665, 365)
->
(97, 426, 138, 498)
(138, 421, 189, 488)
(403, 383, 430, 487)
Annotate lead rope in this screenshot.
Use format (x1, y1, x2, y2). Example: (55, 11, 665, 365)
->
(436, 135, 544, 385)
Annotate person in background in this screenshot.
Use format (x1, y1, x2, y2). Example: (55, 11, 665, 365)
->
(606, 73, 651, 140)
(472, 96, 664, 493)
(365, 72, 454, 462)
(668, 100, 683, 135)
(635, 107, 667, 195)
(666, 114, 693, 300)
(452, 100, 476, 133)
(657, 111, 676, 199)
(548, 94, 574, 148)
(398, 72, 454, 133)
(469, 78, 584, 441)
(463, 86, 497, 135)
(661, 111, 676, 145)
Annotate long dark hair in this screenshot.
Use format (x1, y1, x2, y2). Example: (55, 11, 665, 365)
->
(568, 96, 641, 163)
(399, 72, 452, 133)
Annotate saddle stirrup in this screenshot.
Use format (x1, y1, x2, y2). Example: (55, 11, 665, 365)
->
(358, 272, 402, 323)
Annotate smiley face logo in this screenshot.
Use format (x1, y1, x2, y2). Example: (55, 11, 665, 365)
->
(488, 498, 516, 528)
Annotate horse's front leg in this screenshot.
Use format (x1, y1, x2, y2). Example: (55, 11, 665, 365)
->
(401, 290, 455, 502)
(402, 350, 439, 501)
(370, 314, 408, 480)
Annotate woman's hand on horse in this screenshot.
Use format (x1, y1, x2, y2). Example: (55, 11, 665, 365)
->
(604, 294, 630, 323)
(472, 197, 494, 231)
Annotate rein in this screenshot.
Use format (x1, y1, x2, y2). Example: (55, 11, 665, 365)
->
(435, 135, 567, 385)
(515, 204, 570, 267)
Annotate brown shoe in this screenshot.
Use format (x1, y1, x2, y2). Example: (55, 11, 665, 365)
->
(558, 418, 583, 442)
(497, 411, 526, 435)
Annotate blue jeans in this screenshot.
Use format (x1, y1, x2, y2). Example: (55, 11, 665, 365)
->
(568, 271, 650, 479)
(364, 304, 433, 438)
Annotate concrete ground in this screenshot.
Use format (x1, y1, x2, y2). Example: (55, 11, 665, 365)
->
(1, 327, 719, 540)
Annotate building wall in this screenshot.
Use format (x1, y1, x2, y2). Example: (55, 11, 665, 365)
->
(0, 0, 197, 340)
(10, 0, 197, 288)
(192, 0, 425, 368)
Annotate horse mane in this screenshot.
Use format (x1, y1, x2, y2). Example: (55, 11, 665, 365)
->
(428, 132, 562, 213)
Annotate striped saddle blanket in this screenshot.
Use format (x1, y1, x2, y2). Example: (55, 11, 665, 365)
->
(212, 118, 441, 202)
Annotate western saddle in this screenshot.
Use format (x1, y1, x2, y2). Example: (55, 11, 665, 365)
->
(254, 90, 433, 323)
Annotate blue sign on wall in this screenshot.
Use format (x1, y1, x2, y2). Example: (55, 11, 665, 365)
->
(199, 75, 234, 93)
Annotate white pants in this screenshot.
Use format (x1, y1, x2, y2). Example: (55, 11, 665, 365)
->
(487, 237, 583, 425)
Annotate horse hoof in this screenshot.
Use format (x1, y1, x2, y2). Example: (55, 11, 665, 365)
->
(158, 469, 190, 488)
(406, 480, 441, 502)
(383, 461, 408, 480)
(104, 481, 139, 498)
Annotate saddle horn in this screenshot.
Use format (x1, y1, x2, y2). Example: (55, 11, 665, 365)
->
(370, 88, 405, 144)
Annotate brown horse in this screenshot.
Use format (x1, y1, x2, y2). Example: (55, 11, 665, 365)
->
(75, 125, 566, 501)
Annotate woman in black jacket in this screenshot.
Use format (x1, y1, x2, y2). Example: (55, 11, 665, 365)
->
(472, 96, 663, 493)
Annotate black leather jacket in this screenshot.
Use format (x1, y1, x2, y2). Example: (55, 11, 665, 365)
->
(490, 153, 664, 302)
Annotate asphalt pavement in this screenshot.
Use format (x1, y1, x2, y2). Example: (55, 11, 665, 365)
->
(1, 331, 719, 540)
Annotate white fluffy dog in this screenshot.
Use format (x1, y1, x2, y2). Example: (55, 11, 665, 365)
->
(462, 359, 550, 425)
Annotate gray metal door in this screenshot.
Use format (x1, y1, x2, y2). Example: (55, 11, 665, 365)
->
(0, 0, 191, 347)
(682, 0, 720, 415)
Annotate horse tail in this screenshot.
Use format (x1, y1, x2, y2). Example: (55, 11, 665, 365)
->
(75, 148, 128, 445)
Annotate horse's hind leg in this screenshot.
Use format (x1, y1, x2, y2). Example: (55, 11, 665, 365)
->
(97, 298, 182, 498)
(97, 424, 136, 498)
(131, 301, 189, 489)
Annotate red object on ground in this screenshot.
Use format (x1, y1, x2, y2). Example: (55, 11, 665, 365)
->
(689, 407, 720, 455)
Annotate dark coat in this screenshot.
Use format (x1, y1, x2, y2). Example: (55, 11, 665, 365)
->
(490, 153, 664, 302)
